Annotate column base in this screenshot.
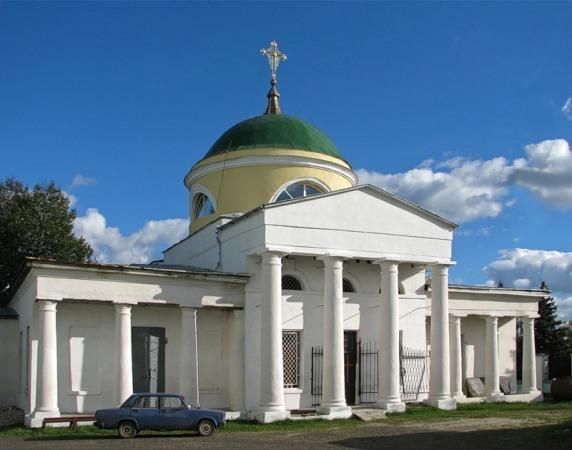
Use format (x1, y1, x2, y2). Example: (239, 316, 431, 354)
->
(376, 400, 406, 413)
(254, 409, 290, 424)
(26, 409, 60, 428)
(485, 392, 505, 403)
(424, 397, 457, 410)
(452, 393, 467, 401)
(317, 405, 353, 419)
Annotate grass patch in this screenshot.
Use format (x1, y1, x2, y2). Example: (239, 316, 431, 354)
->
(386, 401, 572, 423)
(0, 425, 114, 438)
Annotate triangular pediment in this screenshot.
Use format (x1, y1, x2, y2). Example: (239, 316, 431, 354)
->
(264, 184, 456, 234)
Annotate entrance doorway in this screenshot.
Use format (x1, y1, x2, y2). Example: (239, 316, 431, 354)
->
(344, 331, 358, 405)
(132, 327, 166, 393)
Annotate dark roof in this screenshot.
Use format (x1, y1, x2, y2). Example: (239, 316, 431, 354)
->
(201, 114, 345, 162)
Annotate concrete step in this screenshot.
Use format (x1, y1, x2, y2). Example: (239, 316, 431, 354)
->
(352, 407, 387, 422)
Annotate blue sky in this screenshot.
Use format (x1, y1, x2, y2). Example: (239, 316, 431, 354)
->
(1, 2, 572, 317)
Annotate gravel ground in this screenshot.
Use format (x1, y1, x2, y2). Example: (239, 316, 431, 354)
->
(2, 417, 571, 449)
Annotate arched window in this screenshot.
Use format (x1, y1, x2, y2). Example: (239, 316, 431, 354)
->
(282, 275, 303, 291)
(342, 278, 356, 293)
(192, 193, 215, 219)
(275, 182, 324, 203)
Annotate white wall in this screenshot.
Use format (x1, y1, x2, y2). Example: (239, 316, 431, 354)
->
(460, 316, 517, 388)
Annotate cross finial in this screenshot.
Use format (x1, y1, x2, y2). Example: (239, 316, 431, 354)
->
(260, 41, 287, 115)
(260, 41, 287, 81)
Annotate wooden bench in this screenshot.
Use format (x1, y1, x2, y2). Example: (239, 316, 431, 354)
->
(42, 415, 96, 430)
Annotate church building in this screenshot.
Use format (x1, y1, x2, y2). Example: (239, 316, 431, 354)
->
(0, 43, 545, 427)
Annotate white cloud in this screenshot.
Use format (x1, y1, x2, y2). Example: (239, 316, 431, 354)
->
(356, 156, 512, 223)
(63, 191, 78, 207)
(512, 139, 572, 208)
(73, 208, 189, 264)
(483, 248, 572, 320)
(562, 97, 572, 121)
(357, 138, 572, 223)
(70, 174, 97, 189)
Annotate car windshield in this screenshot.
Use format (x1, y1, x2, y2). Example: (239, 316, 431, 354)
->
(120, 394, 137, 408)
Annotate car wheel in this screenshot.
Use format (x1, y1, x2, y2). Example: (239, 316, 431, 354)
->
(118, 421, 138, 439)
(197, 419, 215, 437)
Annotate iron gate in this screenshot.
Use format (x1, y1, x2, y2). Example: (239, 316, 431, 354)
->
(358, 341, 378, 403)
(399, 346, 430, 402)
(311, 346, 323, 406)
(311, 342, 379, 406)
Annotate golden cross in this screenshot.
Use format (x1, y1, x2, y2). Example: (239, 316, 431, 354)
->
(260, 41, 287, 81)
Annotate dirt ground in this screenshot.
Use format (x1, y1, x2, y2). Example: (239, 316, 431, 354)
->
(2, 417, 571, 450)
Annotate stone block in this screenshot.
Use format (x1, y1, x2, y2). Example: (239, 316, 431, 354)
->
(466, 377, 485, 397)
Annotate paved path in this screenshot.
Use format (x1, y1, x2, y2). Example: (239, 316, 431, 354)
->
(2, 418, 571, 449)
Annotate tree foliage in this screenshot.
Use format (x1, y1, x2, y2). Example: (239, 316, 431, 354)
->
(535, 281, 568, 356)
(0, 178, 93, 298)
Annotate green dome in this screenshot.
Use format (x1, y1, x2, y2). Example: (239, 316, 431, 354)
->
(202, 114, 344, 161)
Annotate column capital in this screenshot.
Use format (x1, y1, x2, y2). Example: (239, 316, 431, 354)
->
(375, 260, 399, 272)
(317, 255, 344, 269)
(37, 299, 58, 312)
(485, 316, 499, 324)
(261, 251, 285, 265)
(449, 315, 463, 324)
(114, 303, 132, 314)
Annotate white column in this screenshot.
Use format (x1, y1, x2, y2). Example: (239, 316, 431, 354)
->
(34, 300, 60, 418)
(256, 252, 289, 423)
(318, 256, 352, 418)
(484, 316, 503, 400)
(522, 317, 538, 394)
(426, 264, 456, 410)
(449, 315, 466, 400)
(377, 261, 405, 412)
(180, 307, 200, 406)
(114, 304, 133, 406)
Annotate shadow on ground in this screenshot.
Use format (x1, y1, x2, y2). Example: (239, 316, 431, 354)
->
(331, 421, 572, 450)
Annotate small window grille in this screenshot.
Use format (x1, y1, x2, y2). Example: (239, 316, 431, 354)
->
(282, 274, 303, 291)
(283, 331, 301, 388)
(342, 278, 356, 293)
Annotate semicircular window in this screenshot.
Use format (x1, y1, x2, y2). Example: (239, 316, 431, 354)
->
(275, 182, 324, 203)
(282, 275, 303, 291)
(192, 193, 215, 219)
(342, 278, 356, 293)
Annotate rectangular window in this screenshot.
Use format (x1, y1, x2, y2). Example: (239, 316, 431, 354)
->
(282, 331, 301, 388)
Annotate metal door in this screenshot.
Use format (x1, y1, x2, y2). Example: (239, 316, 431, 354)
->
(132, 327, 166, 393)
(344, 331, 357, 405)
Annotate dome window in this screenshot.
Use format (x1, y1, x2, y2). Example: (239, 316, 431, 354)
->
(275, 182, 324, 203)
(282, 275, 303, 291)
(192, 193, 215, 220)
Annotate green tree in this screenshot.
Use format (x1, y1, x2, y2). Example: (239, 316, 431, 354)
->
(0, 178, 93, 299)
(536, 281, 571, 377)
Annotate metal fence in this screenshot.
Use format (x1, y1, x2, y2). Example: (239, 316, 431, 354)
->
(358, 341, 378, 403)
(311, 346, 323, 406)
(399, 346, 430, 402)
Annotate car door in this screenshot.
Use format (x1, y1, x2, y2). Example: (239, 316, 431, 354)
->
(157, 396, 191, 430)
(130, 395, 161, 430)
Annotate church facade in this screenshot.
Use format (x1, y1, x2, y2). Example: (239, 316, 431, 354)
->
(0, 43, 545, 427)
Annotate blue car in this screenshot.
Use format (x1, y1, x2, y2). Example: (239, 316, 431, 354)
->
(95, 393, 225, 438)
